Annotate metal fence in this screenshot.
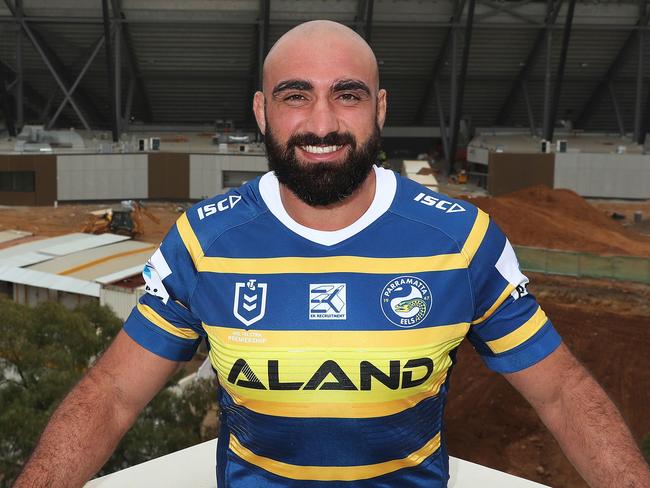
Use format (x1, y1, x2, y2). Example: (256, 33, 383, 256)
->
(514, 246, 650, 285)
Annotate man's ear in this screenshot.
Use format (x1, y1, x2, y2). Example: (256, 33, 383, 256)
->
(253, 92, 266, 134)
(376, 89, 387, 129)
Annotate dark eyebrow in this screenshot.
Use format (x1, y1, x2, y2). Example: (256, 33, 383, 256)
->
(272, 79, 313, 96)
(331, 79, 370, 95)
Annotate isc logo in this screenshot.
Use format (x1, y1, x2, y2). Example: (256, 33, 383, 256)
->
(414, 192, 465, 213)
(197, 195, 241, 220)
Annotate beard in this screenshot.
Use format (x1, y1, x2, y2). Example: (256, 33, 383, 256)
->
(264, 124, 382, 207)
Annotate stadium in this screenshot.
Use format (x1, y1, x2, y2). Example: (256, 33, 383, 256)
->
(0, 1, 649, 487)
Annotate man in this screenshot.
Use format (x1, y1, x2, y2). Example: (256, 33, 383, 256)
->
(15, 20, 650, 488)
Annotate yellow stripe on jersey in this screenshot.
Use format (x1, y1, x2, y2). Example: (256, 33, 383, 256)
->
(195, 209, 488, 275)
(485, 306, 548, 354)
(205, 324, 466, 418)
(176, 212, 204, 267)
(229, 431, 441, 481)
(461, 209, 489, 263)
(472, 284, 515, 325)
(202, 322, 470, 349)
(137, 303, 200, 340)
(197, 253, 467, 275)
(220, 371, 449, 419)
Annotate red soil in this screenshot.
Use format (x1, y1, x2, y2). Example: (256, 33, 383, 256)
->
(464, 185, 650, 256)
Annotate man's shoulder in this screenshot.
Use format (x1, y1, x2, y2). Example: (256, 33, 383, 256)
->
(181, 178, 268, 251)
(392, 174, 484, 245)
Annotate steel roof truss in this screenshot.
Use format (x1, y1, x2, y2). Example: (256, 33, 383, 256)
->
(102, 0, 119, 141)
(607, 82, 625, 137)
(576, 1, 650, 131)
(0, 57, 70, 126)
(448, 0, 477, 172)
(633, 0, 648, 143)
(476, 0, 540, 26)
(494, 0, 563, 126)
(1, 69, 17, 136)
(14, 0, 23, 129)
(543, 0, 576, 142)
(434, 80, 450, 162)
(522, 82, 538, 137)
(111, 0, 153, 124)
(3, 0, 105, 130)
(364, 0, 374, 44)
(414, 0, 467, 125)
(46, 32, 107, 130)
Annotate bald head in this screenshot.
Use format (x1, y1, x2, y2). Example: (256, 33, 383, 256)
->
(252, 19, 387, 162)
(262, 20, 380, 94)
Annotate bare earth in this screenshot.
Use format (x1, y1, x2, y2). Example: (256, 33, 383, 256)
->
(446, 273, 650, 488)
(0, 202, 183, 246)
(1, 188, 649, 486)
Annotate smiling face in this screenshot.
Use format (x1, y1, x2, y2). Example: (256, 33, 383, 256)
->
(253, 21, 387, 206)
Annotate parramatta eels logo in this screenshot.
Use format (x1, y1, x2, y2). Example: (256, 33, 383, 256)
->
(381, 276, 432, 328)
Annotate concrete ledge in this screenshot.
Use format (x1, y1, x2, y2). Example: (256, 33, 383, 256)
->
(86, 439, 549, 488)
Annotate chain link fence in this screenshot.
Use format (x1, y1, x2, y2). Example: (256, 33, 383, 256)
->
(514, 246, 650, 285)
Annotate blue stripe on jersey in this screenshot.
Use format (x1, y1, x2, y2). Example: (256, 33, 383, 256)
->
(193, 269, 474, 331)
(471, 294, 541, 341)
(139, 291, 203, 333)
(222, 441, 449, 488)
(219, 388, 443, 467)
(123, 304, 201, 361)
(467, 220, 508, 319)
(471, 320, 561, 373)
(213, 211, 462, 258)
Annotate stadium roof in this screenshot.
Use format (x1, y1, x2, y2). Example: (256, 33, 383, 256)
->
(0, 0, 648, 136)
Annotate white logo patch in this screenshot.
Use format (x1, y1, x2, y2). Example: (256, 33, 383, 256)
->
(142, 248, 172, 304)
(233, 279, 268, 326)
(197, 195, 241, 220)
(309, 284, 347, 320)
(495, 239, 530, 300)
(414, 192, 466, 213)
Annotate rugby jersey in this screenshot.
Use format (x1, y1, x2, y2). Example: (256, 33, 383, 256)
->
(124, 165, 561, 487)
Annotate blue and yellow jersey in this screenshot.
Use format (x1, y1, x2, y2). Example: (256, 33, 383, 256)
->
(124, 166, 561, 487)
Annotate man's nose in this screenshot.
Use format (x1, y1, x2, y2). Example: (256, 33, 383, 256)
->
(304, 98, 340, 137)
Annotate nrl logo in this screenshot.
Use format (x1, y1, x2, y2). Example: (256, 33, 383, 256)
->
(233, 279, 268, 327)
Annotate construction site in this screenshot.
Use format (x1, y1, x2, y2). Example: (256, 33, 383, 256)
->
(1, 1, 650, 487)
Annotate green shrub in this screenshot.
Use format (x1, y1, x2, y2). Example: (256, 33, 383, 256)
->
(0, 299, 217, 487)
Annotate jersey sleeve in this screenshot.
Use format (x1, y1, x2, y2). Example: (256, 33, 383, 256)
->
(123, 213, 204, 361)
(465, 217, 562, 373)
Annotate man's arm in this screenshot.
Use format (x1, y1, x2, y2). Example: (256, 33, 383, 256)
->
(13, 330, 180, 488)
(504, 343, 650, 488)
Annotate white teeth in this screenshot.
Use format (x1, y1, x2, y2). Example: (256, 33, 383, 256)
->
(300, 145, 342, 154)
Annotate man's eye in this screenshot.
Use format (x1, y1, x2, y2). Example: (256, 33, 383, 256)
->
(338, 93, 361, 102)
(284, 94, 307, 102)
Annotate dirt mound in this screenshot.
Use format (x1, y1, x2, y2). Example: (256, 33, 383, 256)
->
(0, 203, 182, 245)
(446, 273, 650, 488)
(464, 185, 650, 256)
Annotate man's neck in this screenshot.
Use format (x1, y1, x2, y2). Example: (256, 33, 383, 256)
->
(278, 170, 377, 231)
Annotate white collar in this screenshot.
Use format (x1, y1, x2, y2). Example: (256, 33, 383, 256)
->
(258, 165, 396, 246)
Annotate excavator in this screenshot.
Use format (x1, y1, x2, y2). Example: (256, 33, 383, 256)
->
(82, 201, 160, 238)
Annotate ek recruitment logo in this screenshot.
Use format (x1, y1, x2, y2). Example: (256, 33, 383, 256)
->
(309, 284, 346, 320)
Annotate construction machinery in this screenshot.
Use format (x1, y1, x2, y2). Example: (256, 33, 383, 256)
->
(82, 201, 160, 238)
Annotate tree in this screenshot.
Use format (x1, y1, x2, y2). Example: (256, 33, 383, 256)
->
(0, 299, 217, 487)
(642, 434, 650, 465)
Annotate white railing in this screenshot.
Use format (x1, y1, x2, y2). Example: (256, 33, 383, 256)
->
(86, 439, 549, 488)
